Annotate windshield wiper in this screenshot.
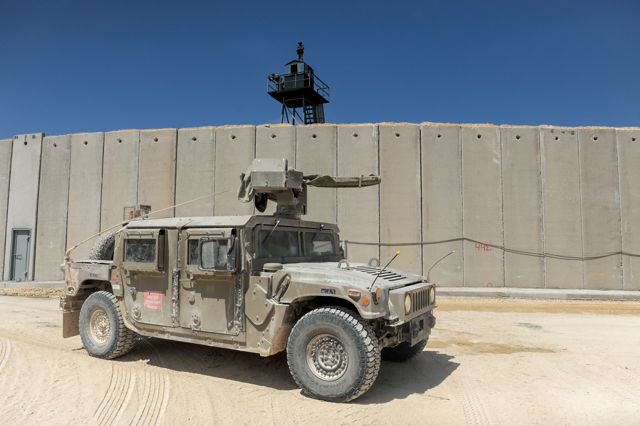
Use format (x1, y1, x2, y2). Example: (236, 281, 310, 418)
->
(262, 220, 281, 244)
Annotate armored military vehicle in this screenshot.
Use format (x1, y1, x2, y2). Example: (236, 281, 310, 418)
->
(61, 159, 436, 402)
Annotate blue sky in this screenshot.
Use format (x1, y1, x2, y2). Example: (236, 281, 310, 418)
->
(1, 0, 638, 138)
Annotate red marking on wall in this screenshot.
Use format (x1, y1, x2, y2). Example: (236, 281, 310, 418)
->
(143, 291, 163, 310)
(474, 242, 492, 252)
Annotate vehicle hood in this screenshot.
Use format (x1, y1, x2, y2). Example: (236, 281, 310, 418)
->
(280, 262, 424, 290)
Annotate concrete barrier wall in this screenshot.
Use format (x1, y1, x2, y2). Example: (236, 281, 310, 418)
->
(213, 126, 255, 216)
(379, 123, 422, 273)
(421, 124, 463, 286)
(501, 126, 544, 288)
(3, 123, 640, 290)
(0, 139, 12, 279)
(175, 127, 215, 217)
(337, 125, 380, 263)
(462, 125, 504, 287)
(101, 130, 139, 230)
(138, 129, 177, 219)
(66, 133, 104, 259)
(296, 124, 337, 223)
(540, 127, 583, 289)
(617, 129, 640, 290)
(34, 135, 71, 280)
(3, 133, 42, 281)
(578, 128, 623, 289)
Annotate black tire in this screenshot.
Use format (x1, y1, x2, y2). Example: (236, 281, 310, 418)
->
(79, 291, 136, 359)
(381, 339, 428, 362)
(88, 229, 118, 261)
(287, 306, 381, 402)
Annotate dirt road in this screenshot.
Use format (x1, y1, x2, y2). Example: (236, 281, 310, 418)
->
(0, 296, 638, 425)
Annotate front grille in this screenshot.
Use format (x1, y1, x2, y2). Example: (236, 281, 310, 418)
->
(353, 266, 407, 282)
(411, 287, 430, 313)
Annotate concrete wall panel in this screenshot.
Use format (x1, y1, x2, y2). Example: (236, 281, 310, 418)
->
(296, 124, 337, 223)
(138, 129, 177, 218)
(34, 135, 71, 280)
(66, 133, 104, 259)
(256, 124, 295, 165)
(101, 130, 139, 230)
(175, 127, 215, 217)
(214, 126, 255, 216)
(0, 139, 12, 278)
(337, 125, 379, 263)
(541, 128, 583, 288)
(3, 133, 42, 281)
(461, 125, 503, 287)
(501, 126, 544, 287)
(578, 128, 622, 289)
(617, 129, 640, 289)
(421, 124, 463, 285)
(379, 124, 422, 274)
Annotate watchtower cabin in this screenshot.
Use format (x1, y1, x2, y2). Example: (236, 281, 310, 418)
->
(267, 42, 330, 125)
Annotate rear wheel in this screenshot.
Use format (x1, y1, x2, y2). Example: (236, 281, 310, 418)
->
(79, 291, 136, 359)
(381, 339, 427, 362)
(287, 307, 381, 402)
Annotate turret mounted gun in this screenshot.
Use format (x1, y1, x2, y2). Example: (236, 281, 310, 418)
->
(237, 158, 380, 218)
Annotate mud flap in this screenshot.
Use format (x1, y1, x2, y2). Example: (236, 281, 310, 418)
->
(62, 310, 80, 338)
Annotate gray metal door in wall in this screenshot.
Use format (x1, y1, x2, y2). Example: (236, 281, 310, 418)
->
(10, 230, 30, 281)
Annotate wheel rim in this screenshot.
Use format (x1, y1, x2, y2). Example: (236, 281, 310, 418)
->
(89, 308, 111, 344)
(306, 334, 348, 381)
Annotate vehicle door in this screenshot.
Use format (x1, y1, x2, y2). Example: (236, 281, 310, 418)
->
(121, 229, 173, 327)
(179, 228, 239, 335)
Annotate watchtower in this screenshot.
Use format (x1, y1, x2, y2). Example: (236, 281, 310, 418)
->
(267, 42, 330, 125)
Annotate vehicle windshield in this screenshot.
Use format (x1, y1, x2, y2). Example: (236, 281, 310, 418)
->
(258, 228, 340, 261)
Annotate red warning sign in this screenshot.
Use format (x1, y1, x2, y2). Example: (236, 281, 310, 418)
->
(143, 291, 163, 310)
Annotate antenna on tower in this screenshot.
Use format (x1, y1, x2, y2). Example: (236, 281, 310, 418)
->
(267, 42, 330, 125)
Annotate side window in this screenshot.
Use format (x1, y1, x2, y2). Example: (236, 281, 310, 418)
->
(200, 239, 236, 271)
(124, 239, 156, 263)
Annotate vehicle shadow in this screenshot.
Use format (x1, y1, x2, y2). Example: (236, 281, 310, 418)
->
(120, 337, 458, 402)
(120, 337, 298, 391)
(356, 350, 459, 404)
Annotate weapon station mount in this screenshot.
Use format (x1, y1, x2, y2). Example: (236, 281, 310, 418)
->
(238, 158, 380, 219)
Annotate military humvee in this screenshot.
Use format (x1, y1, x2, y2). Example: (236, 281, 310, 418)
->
(61, 159, 436, 402)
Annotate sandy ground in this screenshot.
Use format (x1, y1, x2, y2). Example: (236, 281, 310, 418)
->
(0, 296, 638, 425)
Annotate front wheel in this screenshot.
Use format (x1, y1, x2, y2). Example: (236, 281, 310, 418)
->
(381, 339, 428, 362)
(79, 291, 137, 359)
(287, 307, 381, 402)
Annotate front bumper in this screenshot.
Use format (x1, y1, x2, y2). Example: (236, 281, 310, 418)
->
(408, 311, 436, 345)
(382, 311, 436, 347)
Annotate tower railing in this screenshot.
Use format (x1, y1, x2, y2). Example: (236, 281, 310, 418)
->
(267, 71, 330, 101)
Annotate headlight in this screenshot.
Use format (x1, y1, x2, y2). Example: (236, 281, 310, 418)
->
(404, 293, 412, 314)
(429, 286, 436, 305)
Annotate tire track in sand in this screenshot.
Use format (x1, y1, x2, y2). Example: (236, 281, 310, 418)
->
(130, 339, 170, 426)
(94, 363, 136, 426)
(449, 374, 492, 426)
(0, 338, 10, 372)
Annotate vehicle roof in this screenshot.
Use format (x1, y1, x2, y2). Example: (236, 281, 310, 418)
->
(125, 216, 254, 229)
(123, 215, 339, 231)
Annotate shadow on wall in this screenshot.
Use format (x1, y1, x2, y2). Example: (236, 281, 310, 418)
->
(118, 337, 458, 402)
